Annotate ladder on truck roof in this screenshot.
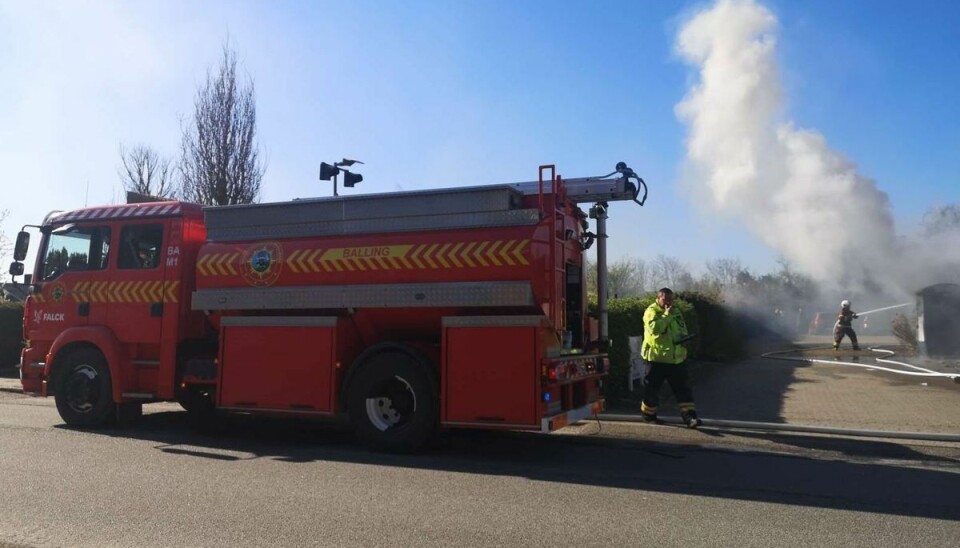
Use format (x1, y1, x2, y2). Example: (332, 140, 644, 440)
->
(203, 164, 646, 242)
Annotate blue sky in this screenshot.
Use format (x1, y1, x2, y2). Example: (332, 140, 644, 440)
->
(1, 0, 957, 277)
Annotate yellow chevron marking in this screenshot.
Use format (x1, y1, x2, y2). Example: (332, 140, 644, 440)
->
(512, 240, 530, 265)
(290, 250, 304, 272)
(137, 281, 150, 302)
(473, 241, 489, 267)
(161, 281, 176, 303)
(286, 250, 301, 273)
(500, 240, 516, 266)
(197, 254, 211, 276)
(72, 281, 88, 303)
(460, 242, 477, 268)
(214, 255, 227, 276)
(422, 244, 439, 269)
(435, 243, 451, 269)
(108, 281, 120, 303)
(486, 240, 503, 267)
(127, 281, 139, 303)
(448, 242, 464, 268)
(294, 249, 310, 272)
(222, 240, 530, 275)
(410, 245, 426, 269)
(207, 255, 219, 276)
(307, 249, 322, 272)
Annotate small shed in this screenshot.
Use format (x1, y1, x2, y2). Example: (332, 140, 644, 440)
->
(917, 283, 960, 358)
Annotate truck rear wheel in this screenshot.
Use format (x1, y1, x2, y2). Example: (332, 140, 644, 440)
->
(54, 349, 114, 428)
(347, 350, 438, 452)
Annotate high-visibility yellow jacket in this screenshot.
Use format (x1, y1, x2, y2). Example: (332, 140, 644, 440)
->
(641, 301, 689, 364)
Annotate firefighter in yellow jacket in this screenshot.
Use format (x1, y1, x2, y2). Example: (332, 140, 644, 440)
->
(640, 288, 702, 428)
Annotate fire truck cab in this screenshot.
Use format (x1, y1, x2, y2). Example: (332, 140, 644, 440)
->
(12, 164, 646, 451)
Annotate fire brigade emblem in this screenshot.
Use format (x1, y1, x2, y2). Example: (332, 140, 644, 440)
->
(50, 283, 66, 303)
(241, 242, 283, 287)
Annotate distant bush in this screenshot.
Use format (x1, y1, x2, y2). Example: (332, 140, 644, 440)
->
(676, 291, 747, 361)
(0, 302, 24, 369)
(891, 313, 917, 351)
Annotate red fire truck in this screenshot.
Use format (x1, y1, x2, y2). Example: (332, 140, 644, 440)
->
(10, 164, 645, 451)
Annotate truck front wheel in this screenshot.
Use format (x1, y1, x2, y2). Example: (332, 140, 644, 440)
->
(347, 350, 438, 452)
(54, 349, 114, 428)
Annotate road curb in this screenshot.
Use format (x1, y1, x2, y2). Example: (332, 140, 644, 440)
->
(599, 413, 960, 443)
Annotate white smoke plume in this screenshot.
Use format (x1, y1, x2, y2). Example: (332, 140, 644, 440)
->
(674, 0, 902, 293)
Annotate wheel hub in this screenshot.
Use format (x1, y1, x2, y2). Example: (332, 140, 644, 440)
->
(365, 376, 417, 432)
(65, 364, 99, 414)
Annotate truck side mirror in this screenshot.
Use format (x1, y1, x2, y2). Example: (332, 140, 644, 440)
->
(9, 262, 24, 277)
(14, 231, 29, 261)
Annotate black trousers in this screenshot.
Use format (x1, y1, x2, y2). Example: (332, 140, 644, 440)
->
(641, 361, 697, 417)
(834, 326, 859, 347)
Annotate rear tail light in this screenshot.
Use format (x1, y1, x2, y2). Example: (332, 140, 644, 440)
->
(542, 357, 605, 382)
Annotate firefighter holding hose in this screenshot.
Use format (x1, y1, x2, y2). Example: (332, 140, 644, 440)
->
(834, 300, 861, 351)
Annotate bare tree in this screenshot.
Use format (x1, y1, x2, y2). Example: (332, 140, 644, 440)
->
(118, 144, 175, 199)
(179, 43, 263, 205)
(704, 257, 746, 289)
(585, 258, 649, 298)
(607, 258, 649, 298)
(651, 255, 690, 290)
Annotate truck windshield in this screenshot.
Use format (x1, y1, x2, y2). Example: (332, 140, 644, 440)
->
(40, 226, 111, 281)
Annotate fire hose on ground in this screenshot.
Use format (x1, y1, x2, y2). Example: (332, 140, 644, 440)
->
(599, 345, 960, 443)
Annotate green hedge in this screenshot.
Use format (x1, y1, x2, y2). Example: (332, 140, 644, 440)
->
(598, 291, 745, 404)
(0, 302, 24, 369)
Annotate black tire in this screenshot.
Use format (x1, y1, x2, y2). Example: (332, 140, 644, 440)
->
(346, 350, 438, 453)
(54, 348, 114, 428)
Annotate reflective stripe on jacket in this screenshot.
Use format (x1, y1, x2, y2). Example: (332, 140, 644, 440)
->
(641, 301, 689, 364)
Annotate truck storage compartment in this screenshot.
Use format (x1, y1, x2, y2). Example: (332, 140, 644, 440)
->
(218, 317, 336, 412)
(442, 316, 543, 427)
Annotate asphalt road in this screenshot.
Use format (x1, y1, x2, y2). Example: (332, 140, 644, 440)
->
(1, 391, 959, 548)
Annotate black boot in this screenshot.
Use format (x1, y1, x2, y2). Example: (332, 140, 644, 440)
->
(682, 412, 702, 429)
(641, 413, 664, 425)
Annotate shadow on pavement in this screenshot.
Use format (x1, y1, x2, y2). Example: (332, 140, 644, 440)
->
(723, 429, 960, 465)
(636, 320, 805, 425)
(61, 408, 960, 521)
